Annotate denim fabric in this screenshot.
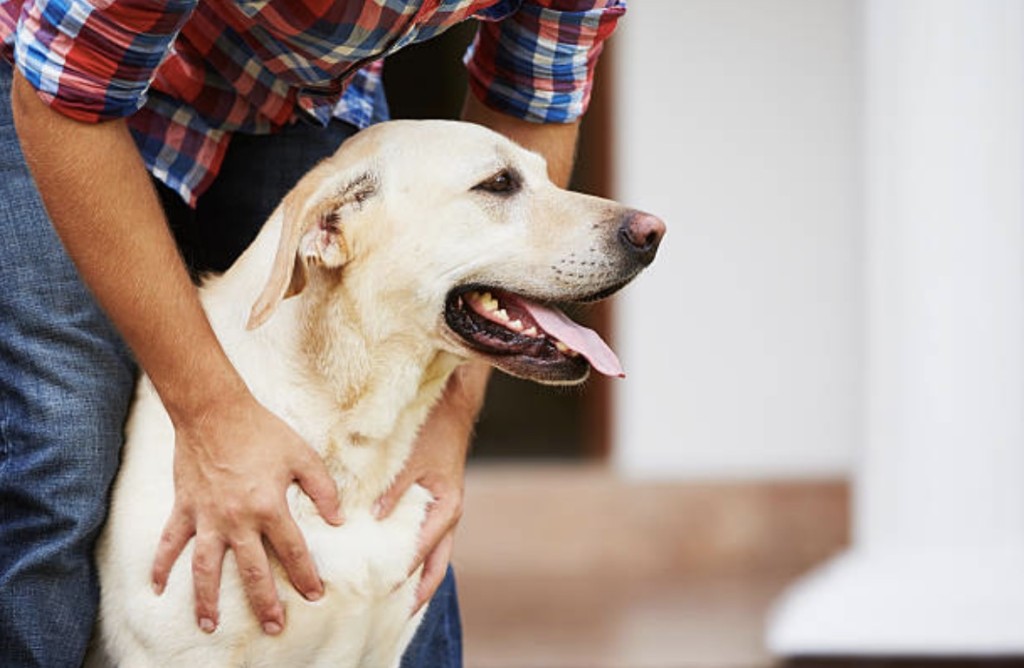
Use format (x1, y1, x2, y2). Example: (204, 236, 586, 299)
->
(0, 59, 138, 666)
(400, 568, 463, 668)
(0, 58, 461, 667)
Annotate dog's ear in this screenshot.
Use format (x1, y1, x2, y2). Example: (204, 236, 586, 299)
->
(247, 170, 378, 330)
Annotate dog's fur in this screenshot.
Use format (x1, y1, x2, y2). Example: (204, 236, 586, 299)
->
(90, 120, 661, 667)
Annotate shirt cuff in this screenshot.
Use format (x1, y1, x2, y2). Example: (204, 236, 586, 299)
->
(465, 0, 625, 124)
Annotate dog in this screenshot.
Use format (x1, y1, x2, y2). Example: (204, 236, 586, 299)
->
(90, 119, 665, 667)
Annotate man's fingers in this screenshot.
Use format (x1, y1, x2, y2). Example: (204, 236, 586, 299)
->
(191, 531, 226, 633)
(373, 467, 416, 520)
(266, 515, 323, 602)
(151, 509, 194, 595)
(412, 532, 454, 616)
(232, 535, 285, 635)
(407, 493, 461, 577)
(294, 453, 344, 526)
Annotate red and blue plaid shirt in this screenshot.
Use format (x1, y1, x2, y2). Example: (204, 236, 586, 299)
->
(1, 0, 624, 204)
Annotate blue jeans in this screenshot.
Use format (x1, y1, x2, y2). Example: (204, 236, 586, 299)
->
(0, 59, 461, 668)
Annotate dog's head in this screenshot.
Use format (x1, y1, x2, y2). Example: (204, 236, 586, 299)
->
(248, 120, 664, 385)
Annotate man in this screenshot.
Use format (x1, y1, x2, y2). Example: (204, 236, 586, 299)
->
(0, 1, 624, 665)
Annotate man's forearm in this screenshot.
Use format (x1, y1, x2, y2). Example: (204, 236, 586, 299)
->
(461, 93, 580, 189)
(13, 71, 342, 631)
(11, 71, 246, 422)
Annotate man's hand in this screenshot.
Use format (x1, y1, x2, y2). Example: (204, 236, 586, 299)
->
(151, 390, 343, 634)
(373, 362, 489, 613)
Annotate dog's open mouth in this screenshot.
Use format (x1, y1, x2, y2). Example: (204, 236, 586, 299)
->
(444, 287, 624, 384)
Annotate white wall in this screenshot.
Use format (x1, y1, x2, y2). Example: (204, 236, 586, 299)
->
(611, 0, 863, 479)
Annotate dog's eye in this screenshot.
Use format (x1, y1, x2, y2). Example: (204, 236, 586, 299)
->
(473, 169, 520, 195)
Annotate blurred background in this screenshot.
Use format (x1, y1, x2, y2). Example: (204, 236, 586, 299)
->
(388, 1, 1024, 666)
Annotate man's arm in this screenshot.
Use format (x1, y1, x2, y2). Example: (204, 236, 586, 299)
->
(462, 92, 580, 188)
(11, 70, 342, 635)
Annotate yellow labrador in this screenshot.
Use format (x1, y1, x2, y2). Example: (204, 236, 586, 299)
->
(91, 120, 664, 667)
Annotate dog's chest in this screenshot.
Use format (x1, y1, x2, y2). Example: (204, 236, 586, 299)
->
(294, 483, 432, 593)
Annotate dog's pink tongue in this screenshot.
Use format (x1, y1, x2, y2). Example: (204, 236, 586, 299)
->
(520, 301, 625, 378)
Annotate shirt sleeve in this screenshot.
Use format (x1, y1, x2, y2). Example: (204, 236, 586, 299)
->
(465, 0, 626, 124)
(13, 0, 195, 122)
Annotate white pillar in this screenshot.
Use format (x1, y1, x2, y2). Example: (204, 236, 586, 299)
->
(768, 0, 1024, 655)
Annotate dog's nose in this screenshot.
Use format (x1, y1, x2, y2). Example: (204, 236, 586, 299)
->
(619, 211, 666, 265)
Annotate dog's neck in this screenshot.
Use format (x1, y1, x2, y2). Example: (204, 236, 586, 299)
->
(197, 219, 463, 509)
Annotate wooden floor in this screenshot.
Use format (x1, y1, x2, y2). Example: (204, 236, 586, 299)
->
(454, 464, 850, 668)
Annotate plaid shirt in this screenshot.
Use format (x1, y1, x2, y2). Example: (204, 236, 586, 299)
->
(1, 0, 624, 204)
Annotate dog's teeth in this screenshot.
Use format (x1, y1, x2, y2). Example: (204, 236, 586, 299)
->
(495, 309, 510, 322)
(467, 291, 501, 313)
(553, 341, 579, 356)
(508, 319, 523, 331)
(523, 326, 539, 337)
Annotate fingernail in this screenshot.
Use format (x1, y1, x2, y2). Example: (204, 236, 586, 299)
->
(151, 581, 163, 596)
(372, 501, 383, 518)
(199, 617, 216, 634)
(263, 621, 282, 635)
(306, 588, 323, 602)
